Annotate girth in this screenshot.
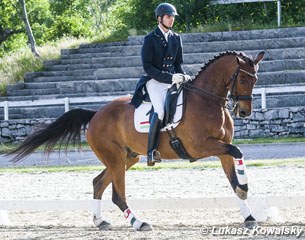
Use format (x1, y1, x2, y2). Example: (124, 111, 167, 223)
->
(166, 127, 198, 163)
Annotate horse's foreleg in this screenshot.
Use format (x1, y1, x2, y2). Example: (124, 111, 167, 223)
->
(218, 155, 256, 228)
(205, 139, 248, 195)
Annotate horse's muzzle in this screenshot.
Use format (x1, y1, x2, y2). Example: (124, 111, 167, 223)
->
(239, 109, 250, 118)
(234, 104, 251, 118)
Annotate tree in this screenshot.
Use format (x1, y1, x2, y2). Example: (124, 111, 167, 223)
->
(19, 0, 39, 57)
(0, 26, 23, 45)
(0, 0, 23, 47)
(1, 0, 305, 58)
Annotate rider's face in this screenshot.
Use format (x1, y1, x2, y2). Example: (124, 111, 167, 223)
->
(159, 14, 175, 30)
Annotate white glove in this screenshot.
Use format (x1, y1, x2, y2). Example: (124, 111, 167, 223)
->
(172, 73, 185, 84)
(183, 74, 192, 82)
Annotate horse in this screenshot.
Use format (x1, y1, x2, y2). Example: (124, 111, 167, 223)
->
(8, 50, 265, 231)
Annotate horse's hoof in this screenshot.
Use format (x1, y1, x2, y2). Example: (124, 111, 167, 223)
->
(244, 215, 257, 229)
(138, 222, 153, 231)
(235, 186, 248, 200)
(97, 220, 112, 230)
(244, 220, 257, 229)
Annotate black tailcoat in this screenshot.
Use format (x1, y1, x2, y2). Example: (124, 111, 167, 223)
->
(131, 27, 186, 107)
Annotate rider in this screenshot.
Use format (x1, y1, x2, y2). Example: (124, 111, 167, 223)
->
(131, 3, 191, 166)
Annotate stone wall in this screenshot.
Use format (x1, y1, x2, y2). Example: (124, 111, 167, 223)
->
(0, 119, 54, 143)
(233, 107, 305, 138)
(0, 107, 304, 143)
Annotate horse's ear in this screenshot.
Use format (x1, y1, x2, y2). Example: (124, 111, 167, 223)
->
(236, 56, 245, 65)
(254, 51, 265, 65)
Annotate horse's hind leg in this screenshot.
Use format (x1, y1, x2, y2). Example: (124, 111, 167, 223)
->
(93, 152, 151, 231)
(218, 155, 256, 228)
(109, 155, 152, 231)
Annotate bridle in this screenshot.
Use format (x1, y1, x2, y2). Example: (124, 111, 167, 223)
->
(229, 67, 257, 101)
(182, 65, 257, 109)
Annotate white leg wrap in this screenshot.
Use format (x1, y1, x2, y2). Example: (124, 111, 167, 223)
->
(235, 158, 248, 185)
(92, 199, 105, 227)
(124, 208, 143, 230)
(236, 198, 252, 219)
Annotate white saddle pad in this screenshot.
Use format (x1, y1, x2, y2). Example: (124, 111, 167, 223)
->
(134, 90, 183, 133)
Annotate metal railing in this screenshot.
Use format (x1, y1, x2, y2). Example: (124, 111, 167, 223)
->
(253, 86, 305, 109)
(0, 95, 127, 121)
(0, 86, 305, 120)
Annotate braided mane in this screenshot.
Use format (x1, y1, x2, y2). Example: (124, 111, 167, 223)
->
(194, 51, 254, 79)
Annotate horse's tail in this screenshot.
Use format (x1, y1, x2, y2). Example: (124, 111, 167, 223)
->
(7, 108, 97, 162)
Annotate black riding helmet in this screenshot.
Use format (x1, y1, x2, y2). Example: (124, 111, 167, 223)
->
(155, 3, 178, 18)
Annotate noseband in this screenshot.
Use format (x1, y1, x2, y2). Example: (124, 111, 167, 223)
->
(229, 67, 257, 101)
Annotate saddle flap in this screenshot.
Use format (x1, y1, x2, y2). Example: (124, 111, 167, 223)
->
(134, 89, 184, 133)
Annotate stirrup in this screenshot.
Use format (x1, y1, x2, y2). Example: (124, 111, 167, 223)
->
(147, 150, 162, 166)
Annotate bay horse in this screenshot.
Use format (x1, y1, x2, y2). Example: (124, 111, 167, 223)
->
(8, 51, 265, 231)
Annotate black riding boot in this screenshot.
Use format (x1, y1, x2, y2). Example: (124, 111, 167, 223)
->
(147, 113, 162, 166)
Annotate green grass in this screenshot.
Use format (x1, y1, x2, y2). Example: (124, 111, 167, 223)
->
(0, 158, 304, 173)
(233, 137, 305, 144)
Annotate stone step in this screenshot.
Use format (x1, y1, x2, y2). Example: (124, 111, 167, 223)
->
(259, 59, 305, 72)
(24, 69, 95, 80)
(46, 48, 305, 73)
(61, 36, 305, 58)
(6, 79, 137, 97)
(258, 70, 305, 85)
(1, 91, 132, 102)
(7, 82, 57, 91)
(25, 75, 97, 83)
(29, 59, 305, 86)
(185, 59, 305, 76)
(7, 69, 305, 98)
(95, 68, 305, 86)
(43, 59, 61, 66)
(158, 27, 305, 43)
(72, 26, 305, 51)
(6, 88, 61, 96)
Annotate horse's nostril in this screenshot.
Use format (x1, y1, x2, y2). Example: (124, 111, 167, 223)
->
(240, 110, 246, 117)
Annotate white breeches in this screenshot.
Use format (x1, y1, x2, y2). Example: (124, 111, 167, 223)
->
(146, 79, 171, 120)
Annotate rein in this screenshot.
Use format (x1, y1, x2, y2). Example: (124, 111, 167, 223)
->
(182, 82, 228, 107)
(182, 66, 257, 109)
